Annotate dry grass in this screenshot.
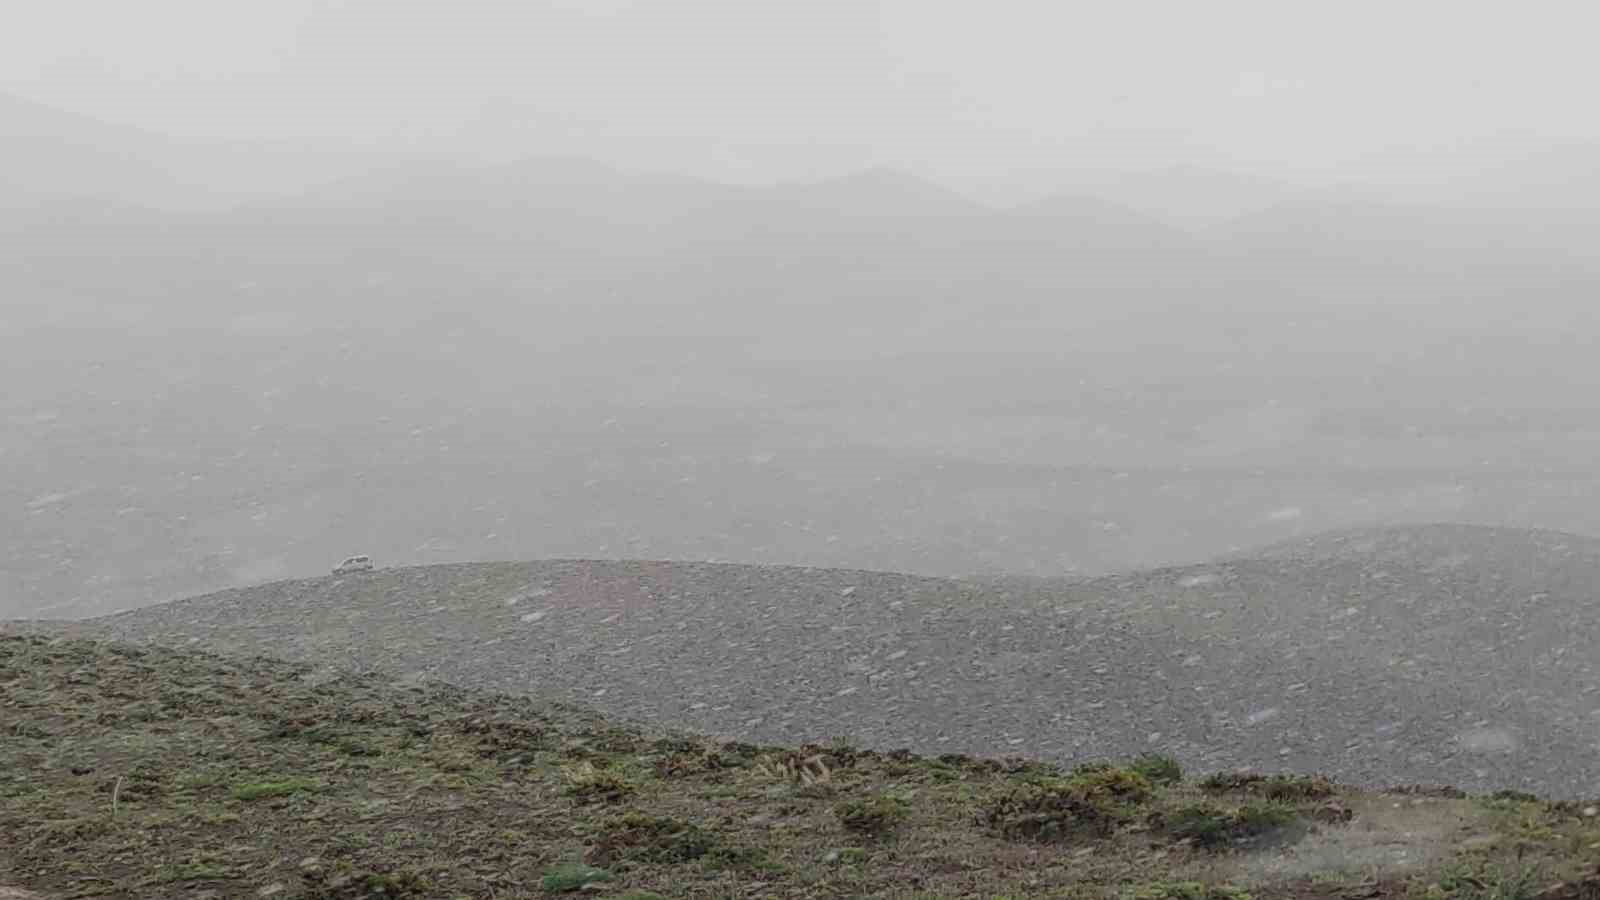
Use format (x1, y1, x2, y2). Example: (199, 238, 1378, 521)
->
(4, 635, 1600, 899)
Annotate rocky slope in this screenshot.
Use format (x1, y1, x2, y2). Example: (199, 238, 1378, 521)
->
(11, 524, 1600, 797)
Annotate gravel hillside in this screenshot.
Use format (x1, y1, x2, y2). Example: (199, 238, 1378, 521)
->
(13, 524, 1600, 797)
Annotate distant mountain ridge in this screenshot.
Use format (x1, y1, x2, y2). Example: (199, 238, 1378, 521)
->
(0, 90, 423, 212)
(11, 88, 1600, 337)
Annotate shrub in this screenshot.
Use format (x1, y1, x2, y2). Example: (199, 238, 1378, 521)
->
(828, 847, 870, 865)
(1231, 802, 1298, 835)
(754, 752, 832, 785)
(1129, 753, 1183, 785)
(1002, 757, 1063, 778)
(562, 762, 635, 804)
(835, 793, 910, 837)
(1199, 772, 1333, 801)
(1161, 803, 1236, 848)
(540, 863, 613, 893)
(1072, 766, 1156, 804)
(985, 767, 1154, 840)
(1199, 771, 1265, 793)
(655, 749, 740, 778)
(1390, 784, 1468, 799)
(1158, 801, 1297, 849)
(585, 811, 716, 866)
(825, 737, 870, 766)
(458, 717, 547, 758)
(1261, 775, 1335, 802)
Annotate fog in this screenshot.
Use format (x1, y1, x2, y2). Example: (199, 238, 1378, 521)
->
(10, 0, 1600, 190)
(8, 1, 1600, 618)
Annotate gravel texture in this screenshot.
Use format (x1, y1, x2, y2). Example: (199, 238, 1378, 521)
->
(13, 523, 1600, 798)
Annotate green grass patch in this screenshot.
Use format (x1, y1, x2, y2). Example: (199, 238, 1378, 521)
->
(144, 862, 239, 885)
(1422, 860, 1542, 900)
(540, 862, 614, 893)
(231, 777, 320, 801)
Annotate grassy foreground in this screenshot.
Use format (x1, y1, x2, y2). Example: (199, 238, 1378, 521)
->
(3, 635, 1599, 899)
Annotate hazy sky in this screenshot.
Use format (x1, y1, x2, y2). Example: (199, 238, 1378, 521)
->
(5, 0, 1598, 185)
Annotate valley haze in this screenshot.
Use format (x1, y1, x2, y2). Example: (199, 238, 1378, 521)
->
(8, 5, 1600, 895)
(10, 90, 1600, 617)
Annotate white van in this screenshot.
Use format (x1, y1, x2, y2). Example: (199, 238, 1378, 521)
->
(332, 555, 375, 575)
